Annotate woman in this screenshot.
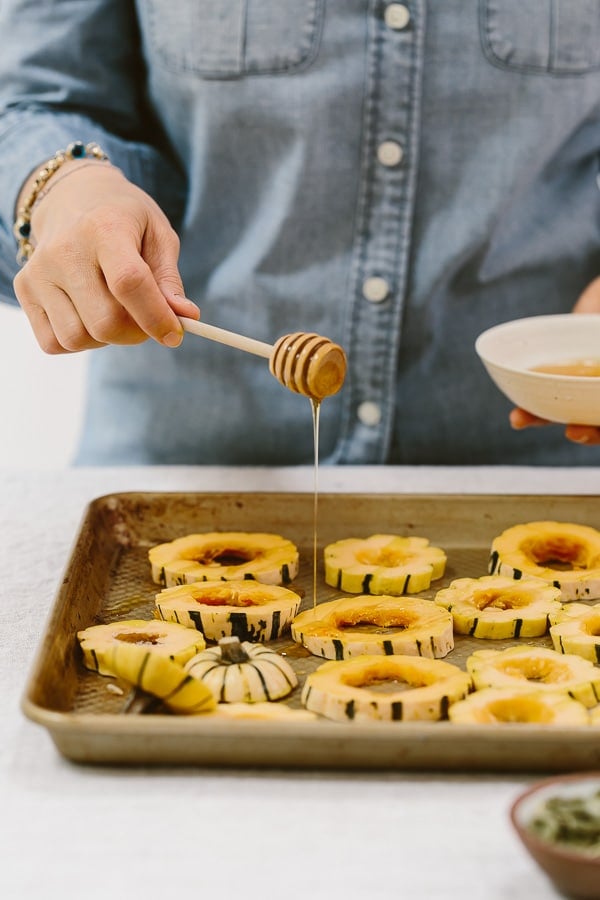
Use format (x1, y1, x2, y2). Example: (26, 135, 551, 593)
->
(1, 0, 599, 463)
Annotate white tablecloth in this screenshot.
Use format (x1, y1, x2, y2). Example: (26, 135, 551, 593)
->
(3, 465, 599, 900)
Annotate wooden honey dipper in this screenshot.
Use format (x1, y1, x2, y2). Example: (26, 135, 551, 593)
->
(179, 317, 347, 400)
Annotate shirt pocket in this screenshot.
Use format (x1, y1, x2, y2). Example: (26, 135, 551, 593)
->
(141, 0, 324, 78)
(480, 0, 600, 74)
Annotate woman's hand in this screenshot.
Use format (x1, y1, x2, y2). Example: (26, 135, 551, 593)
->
(509, 408, 600, 444)
(13, 163, 199, 354)
(510, 276, 600, 445)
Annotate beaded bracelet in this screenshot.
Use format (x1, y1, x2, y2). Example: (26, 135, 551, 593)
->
(13, 141, 109, 264)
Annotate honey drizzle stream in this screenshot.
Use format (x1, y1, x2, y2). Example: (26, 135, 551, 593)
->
(311, 399, 321, 608)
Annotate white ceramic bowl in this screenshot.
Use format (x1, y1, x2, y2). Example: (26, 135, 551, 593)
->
(475, 315, 600, 426)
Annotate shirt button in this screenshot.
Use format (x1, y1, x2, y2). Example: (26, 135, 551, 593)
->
(377, 140, 404, 167)
(385, 3, 411, 30)
(362, 276, 390, 303)
(357, 401, 382, 427)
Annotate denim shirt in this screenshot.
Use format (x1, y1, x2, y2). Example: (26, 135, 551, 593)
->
(1, 0, 600, 465)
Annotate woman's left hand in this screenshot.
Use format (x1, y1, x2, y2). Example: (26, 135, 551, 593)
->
(509, 408, 600, 445)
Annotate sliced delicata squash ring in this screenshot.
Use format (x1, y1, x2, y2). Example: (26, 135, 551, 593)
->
(149, 531, 299, 587)
(155, 580, 302, 642)
(77, 618, 206, 675)
(466, 646, 600, 708)
(489, 521, 600, 601)
(324, 534, 447, 595)
(448, 687, 589, 725)
(434, 575, 562, 639)
(549, 601, 600, 663)
(301, 654, 471, 722)
(100, 642, 216, 714)
(207, 703, 318, 722)
(291, 595, 454, 660)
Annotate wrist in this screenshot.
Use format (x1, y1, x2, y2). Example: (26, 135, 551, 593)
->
(13, 141, 110, 264)
(29, 159, 121, 235)
(31, 158, 113, 211)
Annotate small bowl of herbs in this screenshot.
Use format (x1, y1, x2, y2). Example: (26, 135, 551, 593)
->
(510, 773, 600, 899)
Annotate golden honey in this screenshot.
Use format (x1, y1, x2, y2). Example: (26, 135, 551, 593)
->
(531, 359, 600, 377)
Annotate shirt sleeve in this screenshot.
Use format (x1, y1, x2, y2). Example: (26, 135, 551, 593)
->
(0, 0, 186, 304)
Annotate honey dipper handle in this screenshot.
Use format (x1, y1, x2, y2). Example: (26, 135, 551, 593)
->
(178, 316, 273, 359)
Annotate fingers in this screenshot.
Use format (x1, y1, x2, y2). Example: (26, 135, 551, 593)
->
(509, 408, 550, 429)
(14, 266, 104, 353)
(511, 408, 600, 445)
(15, 242, 151, 350)
(15, 268, 145, 353)
(91, 208, 202, 343)
(573, 276, 600, 313)
(164, 292, 201, 320)
(16, 283, 103, 355)
(564, 424, 600, 445)
(94, 219, 183, 346)
(141, 217, 200, 321)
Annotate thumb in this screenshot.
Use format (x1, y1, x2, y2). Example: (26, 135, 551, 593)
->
(573, 276, 600, 313)
(162, 290, 201, 321)
(143, 218, 200, 320)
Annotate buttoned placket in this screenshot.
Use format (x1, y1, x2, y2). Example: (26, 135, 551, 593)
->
(334, 0, 425, 463)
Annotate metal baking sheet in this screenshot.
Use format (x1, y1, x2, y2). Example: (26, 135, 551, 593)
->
(21, 491, 600, 770)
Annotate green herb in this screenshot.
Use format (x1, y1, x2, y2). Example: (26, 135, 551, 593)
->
(529, 789, 600, 854)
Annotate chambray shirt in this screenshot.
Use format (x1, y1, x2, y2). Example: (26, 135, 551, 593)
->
(1, 0, 600, 465)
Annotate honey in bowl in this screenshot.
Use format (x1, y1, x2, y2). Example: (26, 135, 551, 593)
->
(531, 359, 600, 377)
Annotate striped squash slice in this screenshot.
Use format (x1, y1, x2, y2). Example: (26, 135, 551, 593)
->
(549, 602, 600, 663)
(291, 595, 454, 660)
(448, 687, 589, 725)
(591, 706, 600, 726)
(434, 575, 562, 639)
(301, 655, 471, 722)
(185, 636, 298, 703)
(77, 618, 206, 676)
(99, 642, 216, 714)
(208, 703, 317, 722)
(324, 534, 447, 595)
(155, 580, 301, 642)
(149, 531, 299, 587)
(489, 521, 600, 601)
(466, 646, 600, 708)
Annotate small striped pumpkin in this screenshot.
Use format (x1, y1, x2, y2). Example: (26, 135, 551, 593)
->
(185, 637, 298, 703)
